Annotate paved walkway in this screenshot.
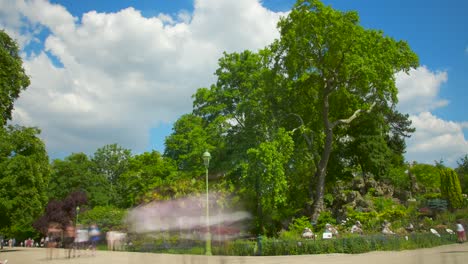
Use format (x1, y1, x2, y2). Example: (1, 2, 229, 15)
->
(1, 243, 467, 264)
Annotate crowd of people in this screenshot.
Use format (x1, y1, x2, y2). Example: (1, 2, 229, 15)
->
(45, 222, 101, 260)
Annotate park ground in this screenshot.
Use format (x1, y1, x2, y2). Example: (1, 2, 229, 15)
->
(0, 243, 467, 264)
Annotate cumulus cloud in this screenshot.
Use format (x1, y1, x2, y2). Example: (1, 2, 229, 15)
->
(396, 67, 468, 166)
(8, 0, 286, 155)
(396, 66, 448, 114)
(406, 112, 468, 165)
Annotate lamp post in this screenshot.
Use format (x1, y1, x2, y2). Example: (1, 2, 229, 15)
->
(202, 150, 212, 255)
(76, 206, 80, 225)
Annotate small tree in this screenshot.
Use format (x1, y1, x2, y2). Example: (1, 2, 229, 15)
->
(439, 168, 463, 209)
(33, 191, 88, 235)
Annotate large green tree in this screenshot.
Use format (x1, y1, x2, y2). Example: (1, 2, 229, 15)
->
(49, 153, 110, 206)
(117, 150, 178, 207)
(91, 143, 131, 205)
(164, 114, 215, 175)
(275, 0, 418, 221)
(0, 126, 49, 238)
(0, 30, 30, 125)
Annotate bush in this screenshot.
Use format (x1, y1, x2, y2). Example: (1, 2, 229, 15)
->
(440, 168, 464, 209)
(315, 211, 336, 232)
(79, 206, 127, 233)
(213, 233, 455, 256)
(279, 216, 312, 240)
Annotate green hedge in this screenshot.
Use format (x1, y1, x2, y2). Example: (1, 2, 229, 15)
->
(213, 233, 456, 256)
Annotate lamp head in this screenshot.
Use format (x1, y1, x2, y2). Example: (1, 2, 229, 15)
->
(202, 150, 211, 167)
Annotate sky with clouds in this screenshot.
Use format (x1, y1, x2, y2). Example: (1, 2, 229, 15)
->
(1, 0, 467, 166)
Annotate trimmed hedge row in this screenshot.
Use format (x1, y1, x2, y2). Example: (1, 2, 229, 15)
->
(213, 233, 456, 256)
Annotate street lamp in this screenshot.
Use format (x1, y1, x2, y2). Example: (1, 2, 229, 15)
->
(76, 206, 80, 225)
(202, 150, 212, 255)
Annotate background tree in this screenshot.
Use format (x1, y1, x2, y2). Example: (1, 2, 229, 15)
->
(410, 163, 440, 192)
(439, 168, 464, 209)
(455, 154, 468, 193)
(79, 206, 126, 234)
(275, 0, 418, 221)
(0, 126, 49, 238)
(0, 30, 30, 125)
(91, 144, 131, 205)
(49, 153, 110, 206)
(244, 129, 294, 235)
(117, 150, 177, 207)
(164, 114, 214, 175)
(33, 191, 88, 235)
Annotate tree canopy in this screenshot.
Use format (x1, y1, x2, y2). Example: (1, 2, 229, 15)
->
(0, 30, 30, 125)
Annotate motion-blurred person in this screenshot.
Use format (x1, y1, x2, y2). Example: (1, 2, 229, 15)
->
(75, 225, 89, 256)
(64, 221, 76, 258)
(89, 224, 100, 256)
(456, 219, 466, 243)
(46, 222, 61, 260)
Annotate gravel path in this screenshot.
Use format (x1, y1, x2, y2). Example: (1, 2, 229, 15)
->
(1, 243, 467, 264)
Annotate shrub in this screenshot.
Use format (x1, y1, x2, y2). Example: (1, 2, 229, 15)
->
(214, 233, 455, 256)
(439, 168, 464, 209)
(315, 211, 336, 232)
(79, 206, 127, 233)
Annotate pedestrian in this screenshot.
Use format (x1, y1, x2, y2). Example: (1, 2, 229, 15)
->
(75, 225, 89, 257)
(89, 224, 100, 256)
(64, 221, 76, 258)
(46, 222, 62, 260)
(456, 219, 466, 243)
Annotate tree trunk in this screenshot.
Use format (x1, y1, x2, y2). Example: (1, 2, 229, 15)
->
(311, 93, 334, 222)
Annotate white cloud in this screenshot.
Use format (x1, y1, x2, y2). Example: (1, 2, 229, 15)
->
(395, 67, 468, 166)
(6, 0, 466, 165)
(406, 112, 468, 165)
(8, 0, 286, 155)
(396, 66, 448, 114)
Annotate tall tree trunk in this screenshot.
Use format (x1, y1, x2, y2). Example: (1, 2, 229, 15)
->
(311, 93, 333, 222)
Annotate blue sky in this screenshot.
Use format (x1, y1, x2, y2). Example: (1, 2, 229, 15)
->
(1, 0, 467, 165)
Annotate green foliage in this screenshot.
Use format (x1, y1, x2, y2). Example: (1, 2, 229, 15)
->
(373, 197, 397, 212)
(164, 114, 213, 174)
(439, 168, 464, 209)
(117, 151, 177, 207)
(315, 211, 336, 232)
(383, 166, 410, 190)
(245, 128, 294, 235)
(346, 208, 380, 231)
(92, 143, 131, 185)
(423, 192, 442, 199)
(212, 233, 454, 256)
(79, 206, 127, 233)
(0, 126, 49, 238)
(288, 216, 313, 235)
(276, 0, 418, 220)
(455, 154, 468, 193)
(0, 30, 30, 125)
(411, 163, 440, 190)
(91, 144, 131, 206)
(426, 199, 448, 213)
(49, 153, 110, 207)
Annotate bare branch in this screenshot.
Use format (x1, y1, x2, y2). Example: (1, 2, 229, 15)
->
(233, 115, 245, 129)
(288, 113, 314, 151)
(331, 102, 376, 129)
